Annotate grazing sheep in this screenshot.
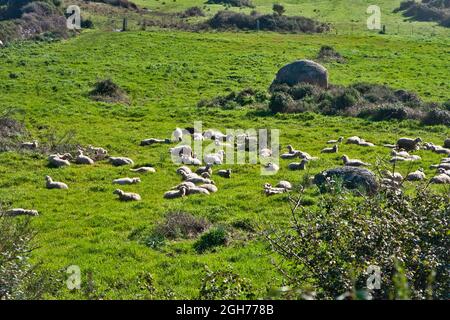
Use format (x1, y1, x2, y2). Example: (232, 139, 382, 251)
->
(276, 181, 292, 190)
(75, 150, 94, 165)
(113, 189, 141, 201)
(20, 140, 38, 150)
(140, 138, 171, 146)
(130, 167, 156, 173)
(321, 145, 338, 153)
(341, 155, 370, 167)
(217, 169, 232, 178)
(396, 137, 422, 151)
(406, 169, 426, 181)
(199, 184, 218, 193)
(327, 137, 344, 144)
(113, 177, 141, 185)
(48, 154, 71, 168)
(263, 162, 279, 172)
(4, 208, 38, 217)
(196, 164, 213, 176)
(346, 136, 361, 145)
(204, 150, 225, 165)
(173, 128, 183, 142)
(430, 174, 450, 184)
(109, 157, 134, 166)
(288, 159, 308, 170)
(45, 175, 68, 189)
(164, 187, 187, 199)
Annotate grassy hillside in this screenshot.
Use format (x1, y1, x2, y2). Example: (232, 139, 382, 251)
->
(0, 1, 449, 299)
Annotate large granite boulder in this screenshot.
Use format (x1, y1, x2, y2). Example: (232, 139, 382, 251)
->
(314, 166, 379, 195)
(270, 59, 328, 90)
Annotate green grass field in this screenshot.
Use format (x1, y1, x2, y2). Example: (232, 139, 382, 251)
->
(0, 0, 449, 299)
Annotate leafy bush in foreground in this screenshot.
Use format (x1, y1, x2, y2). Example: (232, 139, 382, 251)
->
(266, 186, 449, 299)
(194, 226, 228, 253)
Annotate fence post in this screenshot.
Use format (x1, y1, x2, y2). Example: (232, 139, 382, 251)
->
(122, 17, 128, 32)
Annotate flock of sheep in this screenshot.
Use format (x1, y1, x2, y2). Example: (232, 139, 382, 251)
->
(2, 129, 450, 217)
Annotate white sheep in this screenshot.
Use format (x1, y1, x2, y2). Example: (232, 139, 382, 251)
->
(130, 167, 156, 173)
(358, 140, 375, 147)
(48, 154, 71, 168)
(276, 181, 292, 190)
(113, 177, 141, 185)
(199, 184, 218, 193)
(113, 189, 141, 201)
(173, 128, 183, 142)
(263, 162, 279, 172)
(321, 145, 338, 153)
(263, 183, 287, 196)
(176, 166, 192, 176)
(196, 164, 213, 176)
(86, 145, 108, 160)
(170, 145, 193, 157)
(260, 148, 272, 158)
(45, 175, 68, 189)
(76, 150, 94, 165)
(193, 133, 203, 141)
(4, 208, 38, 217)
(430, 174, 450, 184)
(396, 137, 422, 151)
(204, 150, 225, 165)
(346, 136, 361, 145)
(109, 157, 134, 166)
(431, 145, 450, 156)
(181, 153, 202, 165)
(382, 170, 403, 182)
(437, 168, 450, 176)
(180, 171, 214, 184)
(430, 163, 450, 170)
(342, 155, 370, 167)
(406, 169, 426, 181)
(185, 186, 210, 195)
(164, 187, 187, 199)
(171, 181, 196, 190)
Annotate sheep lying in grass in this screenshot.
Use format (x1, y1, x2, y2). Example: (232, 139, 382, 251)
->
(358, 140, 375, 147)
(199, 184, 218, 193)
(327, 137, 344, 144)
(48, 154, 71, 168)
(180, 170, 214, 184)
(406, 169, 426, 181)
(181, 154, 202, 165)
(430, 145, 450, 156)
(201, 172, 211, 179)
(140, 138, 171, 146)
(263, 162, 279, 173)
(177, 166, 192, 176)
(260, 148, 272, 158)
(276, 181, 292, 190)
(45, 175, 68, 189)
(263, 183, 289, 196)
(173, 128, 183, 142)
(75, 150, 94, 165)
(390, 150, 421, 162)
(4, 208, 39, 217)
(288, 159, 308, 170)
(130, 167, 156, 173)
(113, 189, 141, 201)
(396, 137, 422, 151)
(113, 177, 141, 185)
(170, 145, 193, 157)
(20, 141, 38, 150)
(321, 145, 338, 153)
(430, 162, 450, 170)
(164, 187, 187, 199)
(430, 174, 450, 184)
(382, 170, 403, 182)
(109, 157, 134, 166)
(342, 155, 370, 167)
(86, 145, 108, 160)
(217, 169, 232, 178)
(196, 164, 212, 176)
(346, 136, 361, 145)
(204, 150, 225, 165)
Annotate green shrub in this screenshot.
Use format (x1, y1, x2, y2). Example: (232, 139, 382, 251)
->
(269, 92, 295, 114)
(194, 226, 228, 253)
(422, 109, 450, 126)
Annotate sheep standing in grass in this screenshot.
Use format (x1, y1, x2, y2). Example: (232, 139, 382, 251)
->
(48, 154, 71, 168)
(109, 157, 134, 166)
(45, 175, 68, 189)
(113, 177, 141, 185)
(342, 155, 370, 167)
(130, 167, 156, 173)
(321, 145, 338, 153)
(76, 150, 94, 165)
(113, 189, 141, 201)
(4, 208, 39, 217)
(406, 169, 426, 181)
